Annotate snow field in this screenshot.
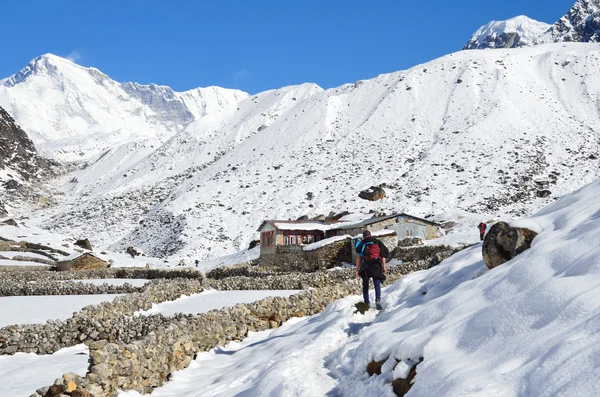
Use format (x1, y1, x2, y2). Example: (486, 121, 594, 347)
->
(0, 344, 89, 397)
(136, 290, 302, 317)
(0, 294, 124, 328)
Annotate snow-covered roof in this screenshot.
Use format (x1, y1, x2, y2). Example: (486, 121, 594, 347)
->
(258, 220, 346, 232)
(259, 213, 437, 233)
(303, 235, 352, 251)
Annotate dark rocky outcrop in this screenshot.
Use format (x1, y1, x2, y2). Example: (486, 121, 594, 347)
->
(549, 0, 600, 43)
(482, 222, 538, 269)
(326, 211, 350, 221)
(0, 106, 50, 185)
(247, 239, 260, 250)
(392, 358, 422, 397)
(358, 186, 386, 201)
(0, 218, 18, 227)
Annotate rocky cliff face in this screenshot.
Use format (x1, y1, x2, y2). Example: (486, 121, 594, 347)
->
(0, 106, 51, 215)
(548, 0, 600, 43)
(0, 106, 48, 184)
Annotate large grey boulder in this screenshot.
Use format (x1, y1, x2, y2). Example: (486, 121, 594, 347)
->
(482, 222, 537, 269)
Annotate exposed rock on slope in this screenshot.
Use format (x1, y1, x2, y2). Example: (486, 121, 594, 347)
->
(549, 0, 600, 43)
(482, 221, 537, 269)
(0, 106, 49, 186)
(465, 0, 600, 50)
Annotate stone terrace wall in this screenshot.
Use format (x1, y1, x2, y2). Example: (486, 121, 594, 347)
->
(73, 273, 408, 397)
(0, 278, 205, 355)
(0, 267, 204, 282)
(260, 238, 352, 272)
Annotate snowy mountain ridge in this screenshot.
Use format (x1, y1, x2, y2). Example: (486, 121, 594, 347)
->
(0, 54, 249, 161)
(464, 0, 600, 50)
(17, 43, 600, 261)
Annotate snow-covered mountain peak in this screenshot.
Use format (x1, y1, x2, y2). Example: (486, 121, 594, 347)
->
(463, 16, 551, 49)
(0, 54, 249, 161)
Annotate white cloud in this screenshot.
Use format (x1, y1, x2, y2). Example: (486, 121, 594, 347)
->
(65, 50, 82, 63)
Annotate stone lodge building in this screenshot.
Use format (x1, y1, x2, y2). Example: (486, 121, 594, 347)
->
(257, 213, 441, 271)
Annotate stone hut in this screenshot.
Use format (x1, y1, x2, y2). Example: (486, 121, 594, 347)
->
(390, 214, 441, 240)
(55, 253, 108, 271)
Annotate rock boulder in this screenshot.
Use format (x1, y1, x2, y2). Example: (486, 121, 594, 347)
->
(75, 238, 93, 251)
(482, 221, 537, 269)
(358, 186, 386, 201)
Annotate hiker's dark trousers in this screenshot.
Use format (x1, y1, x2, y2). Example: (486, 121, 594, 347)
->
(362, 277, 381, 304)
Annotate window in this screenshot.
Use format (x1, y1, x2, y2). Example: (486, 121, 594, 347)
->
(262, 231, 275, 247)
(308, 235, 314, 244)
(284, 236, 289, 245)
(291, 236, 296, 245)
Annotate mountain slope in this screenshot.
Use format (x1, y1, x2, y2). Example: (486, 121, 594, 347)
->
(0, 54, 248, 161)
(463, 16, 551, 50)
(26, 43, 600, 260)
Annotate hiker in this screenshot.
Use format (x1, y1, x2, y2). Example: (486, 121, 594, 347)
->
(355, 230, 389, 310)
(478, 222, 487, 241)
(126, 246, 136, 259)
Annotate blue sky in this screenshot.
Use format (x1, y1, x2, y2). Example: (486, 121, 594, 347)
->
(2, 0, 575, 94)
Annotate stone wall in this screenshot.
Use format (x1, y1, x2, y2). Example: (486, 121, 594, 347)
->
(23, 254, 457, 396)
(0, 278, 205, 355)
(425, 224, 441, 239)
(64, 273, 409, 397)
(391, 244, 464, 267)
(350, 232, 398, 265)
(1, 266, 405, 355)
(260, 238, 352, 272)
